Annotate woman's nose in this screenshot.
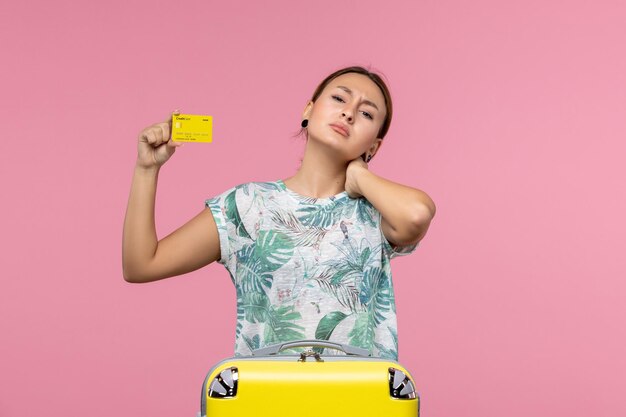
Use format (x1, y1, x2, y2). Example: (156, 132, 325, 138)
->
(341, 111, 353, 122)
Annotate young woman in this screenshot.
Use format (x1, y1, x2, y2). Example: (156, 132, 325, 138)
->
(122, 66, 436, 360)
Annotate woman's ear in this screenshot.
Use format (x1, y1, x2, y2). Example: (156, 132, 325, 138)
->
(368, 138, 383, 159)
(302, 100, 313, 119)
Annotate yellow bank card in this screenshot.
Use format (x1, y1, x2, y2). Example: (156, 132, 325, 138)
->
(171, 114, 213, 143)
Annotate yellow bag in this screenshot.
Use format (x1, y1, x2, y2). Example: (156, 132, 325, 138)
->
(199, 340, 420, 416)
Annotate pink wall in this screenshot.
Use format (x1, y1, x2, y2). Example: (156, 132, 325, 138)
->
(2, 0, 625, 416)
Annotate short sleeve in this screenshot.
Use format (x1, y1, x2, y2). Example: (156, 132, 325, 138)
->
(205, 184, 252, 266)
(382, 235, 419, 259)
(378, 209, 419, 260)
(205, 190, 233, 265)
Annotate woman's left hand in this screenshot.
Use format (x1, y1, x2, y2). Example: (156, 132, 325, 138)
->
(345, 157, 369, 198)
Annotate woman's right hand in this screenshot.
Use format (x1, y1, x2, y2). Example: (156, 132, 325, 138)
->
(136, 110, 183, 169)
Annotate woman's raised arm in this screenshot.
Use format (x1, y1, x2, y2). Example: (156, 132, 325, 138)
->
(345, 158, 436, 247)
(122, 114, 220, 283)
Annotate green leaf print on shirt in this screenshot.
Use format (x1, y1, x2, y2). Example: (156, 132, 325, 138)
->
(352, 199, 377, 228)
(315, 311, 349, 341)
(224, 189, 251, 239)
(348, 312, 375, 349)
(236, 245, 274, 293)
(313, 238, 379, 312)
(348, 267, 393, 350)
(296, 199, 349, 228)
(373, 326, 398, 359)
(270, 209, 330, 247)
(324, 238, 377, 284)
(254, 230, 294, 272)
(314, 269, 360, 312)
(264, 304, 306, 345)
(235, 287, 245, 339)
(359, 266, 393, 326)
(241, 291, 270, 323)
(236, 230, 294, 293)
(243, 334, 261, 351)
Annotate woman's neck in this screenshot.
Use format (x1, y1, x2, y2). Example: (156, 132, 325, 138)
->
(283, 140, 348, 199)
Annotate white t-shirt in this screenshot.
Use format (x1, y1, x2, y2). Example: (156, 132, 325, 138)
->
(206, 180, 417, 359)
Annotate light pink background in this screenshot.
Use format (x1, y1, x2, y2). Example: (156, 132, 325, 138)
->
(1, 1, 625, 416)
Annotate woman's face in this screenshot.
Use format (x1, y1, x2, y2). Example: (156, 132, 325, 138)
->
(304, 72, 387, 161)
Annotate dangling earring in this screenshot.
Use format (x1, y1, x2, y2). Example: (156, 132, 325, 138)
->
(301, 119, 308, 128)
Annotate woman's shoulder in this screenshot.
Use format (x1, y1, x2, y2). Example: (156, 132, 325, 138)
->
(208, 180, 285, 205)
(233, 180, 284, 196)
(207, 180, 279, 203)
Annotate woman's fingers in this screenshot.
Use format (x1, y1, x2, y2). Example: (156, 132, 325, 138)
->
(142, 129, 157, 145)
(142, 123, 169, 147)
(136, 110, 183, 169)
(158, 122, 171, 142)
(166, 109, 180, 124)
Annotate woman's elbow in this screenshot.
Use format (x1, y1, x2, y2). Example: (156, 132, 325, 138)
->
(123, 268, 140, 283)
(122, 264, 150, 284)
(404, 202, 435, 244)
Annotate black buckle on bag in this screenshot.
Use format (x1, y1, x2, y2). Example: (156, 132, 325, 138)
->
(298, 349, 324, 362)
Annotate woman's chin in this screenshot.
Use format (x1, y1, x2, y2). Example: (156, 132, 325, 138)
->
(308, 131, 347, 149)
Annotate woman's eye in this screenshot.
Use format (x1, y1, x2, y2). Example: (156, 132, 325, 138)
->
(332, 95, 345, 103)
(362, 111, 373, 120)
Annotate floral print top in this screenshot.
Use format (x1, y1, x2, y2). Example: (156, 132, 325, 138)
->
(205, 180, 417, 360)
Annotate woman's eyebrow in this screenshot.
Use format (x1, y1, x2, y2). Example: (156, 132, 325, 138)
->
(336, 85, 380, 111)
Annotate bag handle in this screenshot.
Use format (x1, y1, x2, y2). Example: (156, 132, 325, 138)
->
(251, 339, 370, 357)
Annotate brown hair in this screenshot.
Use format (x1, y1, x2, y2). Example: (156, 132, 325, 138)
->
(301, 66, 393, 139)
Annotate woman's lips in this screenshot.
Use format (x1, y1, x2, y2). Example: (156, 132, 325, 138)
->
(330, 123, 349, 137)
